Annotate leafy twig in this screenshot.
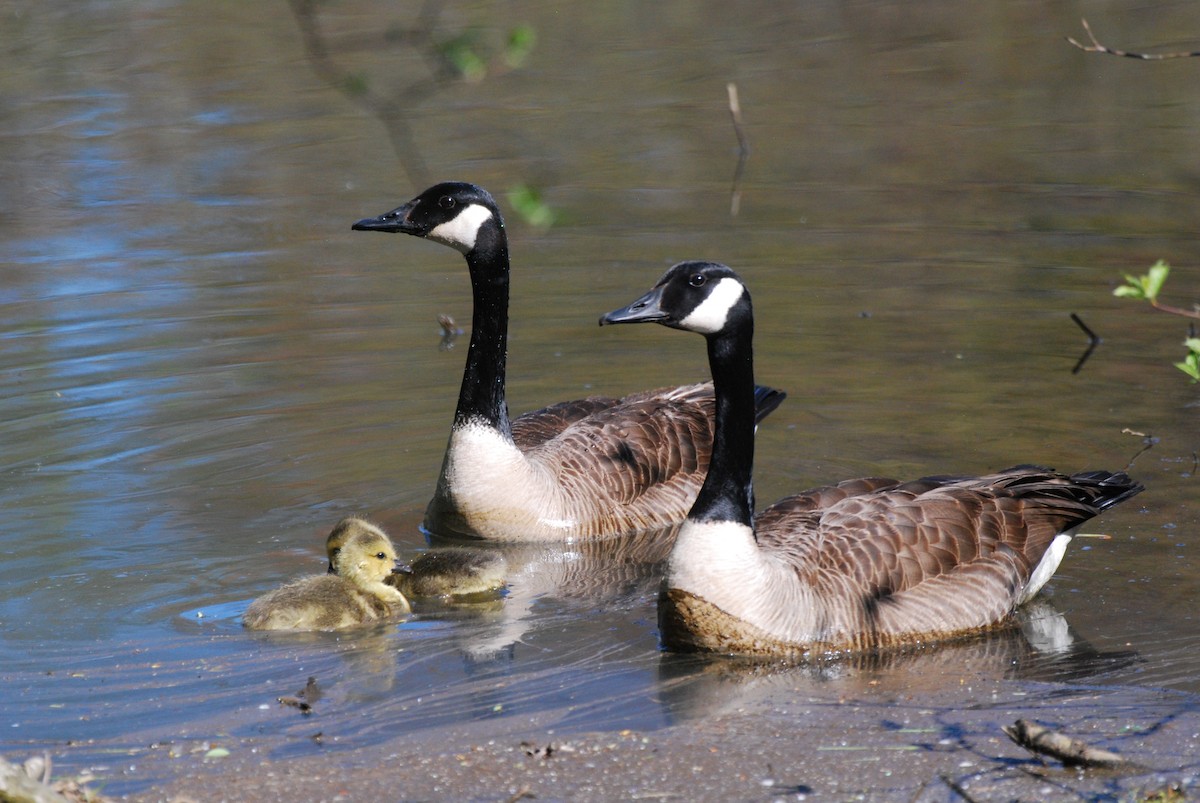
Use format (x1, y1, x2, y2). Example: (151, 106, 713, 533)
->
(1114, 261, 1200, 319)
(1114, 261, 1200, 381)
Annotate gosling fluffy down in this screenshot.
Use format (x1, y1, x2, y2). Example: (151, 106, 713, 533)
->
(396, 548, 507, 598)
(325, 518, 507, 599)
(244, 517, 411, 631)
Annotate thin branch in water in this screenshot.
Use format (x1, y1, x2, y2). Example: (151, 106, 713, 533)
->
(727, 82, 749, 217)
(1070, 312, 1101, 375)
(1121, 427, 1159, 470)
(936, 773, 981, 803)
(1150, 297, 1200, 320)
(1067, 18, 1200, 60)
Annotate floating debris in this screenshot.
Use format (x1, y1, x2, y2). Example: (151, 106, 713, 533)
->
(1003, 719, 1129, 768)
(437, 313, 463, 350)
(278, 675, 321, 715)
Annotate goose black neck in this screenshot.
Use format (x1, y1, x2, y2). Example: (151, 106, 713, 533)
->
(690, 323, 756, 528)
(455, 229, 511, 435)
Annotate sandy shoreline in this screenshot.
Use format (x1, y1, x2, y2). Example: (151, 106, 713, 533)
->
(98, 677, 1197, 802)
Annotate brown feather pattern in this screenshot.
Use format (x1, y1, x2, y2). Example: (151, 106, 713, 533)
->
(524, 383, 720, 527)
(664, 465, 1143, 656)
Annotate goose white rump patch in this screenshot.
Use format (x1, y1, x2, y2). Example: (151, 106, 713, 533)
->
(429, 204, 494, 254)
(680, 278, 745, 334)
(1019, 532, 1072, 604)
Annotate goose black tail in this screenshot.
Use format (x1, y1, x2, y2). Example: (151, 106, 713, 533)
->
(752, 385, 787, 425)
(1070, 470, 1145, 512)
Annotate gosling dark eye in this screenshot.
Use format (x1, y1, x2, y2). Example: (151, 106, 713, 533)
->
(330, 548, 341, 558)
(688, 273, 706, 287)
(438, 196, 456, 210)
(375, 552, 388, 560)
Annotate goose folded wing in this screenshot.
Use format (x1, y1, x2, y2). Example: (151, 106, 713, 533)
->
(511, 396, 621, 449)
(523, 389, 715, 507)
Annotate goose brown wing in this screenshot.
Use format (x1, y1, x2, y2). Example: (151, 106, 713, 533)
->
(513, 381, 786, 453)
(522, 384, 718, 509)
(511, 397, 620, 450)
(757, 466, 1143, 637)
(752, 477, 906, 568)
(518, 382, 786, 505)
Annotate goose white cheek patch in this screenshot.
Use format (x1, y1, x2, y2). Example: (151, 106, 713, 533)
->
(428, 204, 494, 254)
(679, 278, 745, 334)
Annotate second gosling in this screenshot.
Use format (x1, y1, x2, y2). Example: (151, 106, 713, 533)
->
(397, 548, 508, 598)
(244, 518, 411, 631)
(326, 520, 507, 599)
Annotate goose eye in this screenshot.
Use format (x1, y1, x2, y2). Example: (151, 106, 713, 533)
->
(438, 196, 455, 210)
(688, 273, 706, 287)
(330, 547, 341, 558)
(375, 552, 388, 560)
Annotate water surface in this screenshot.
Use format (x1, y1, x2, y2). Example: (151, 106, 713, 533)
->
(1, 1, 1197, 795)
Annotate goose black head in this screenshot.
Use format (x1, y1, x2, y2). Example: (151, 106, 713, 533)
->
(599, 261, 750, 336)
(352, 181, 503, 256)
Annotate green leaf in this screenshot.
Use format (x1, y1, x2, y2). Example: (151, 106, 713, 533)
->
(1114, 272, 1147, 299)
(1113, 260, 1170, 302)
(441, 35, 487, 82)
(1144, 259, 1171, 301)
(505, 25, 536, 68)
(1174, 353, 1200, 381)
(1183, 338, 1200, 354)
(507, 184, 557, 229)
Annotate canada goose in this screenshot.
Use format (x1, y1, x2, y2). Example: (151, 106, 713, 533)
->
(600, 261, 1144, 657)
(352, 182, 785, 541)
(244, 517, 411, 631)
(325, 517, 507, 598)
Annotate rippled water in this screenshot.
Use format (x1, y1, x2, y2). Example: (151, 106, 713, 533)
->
(1, 1, 1198, 795)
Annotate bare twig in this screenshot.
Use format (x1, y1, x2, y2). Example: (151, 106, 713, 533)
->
(727, 82, 749, 217)
(503, 786, 534, 803)
(1121, 427, 1159, 471)
(1003, 719, 1130, 768)
(1149, 297, 1200, 320)
(1070, 312, 1100, 345)
(1067, 18, 1200, 60)
(1070, 312, 1101, 374)
(937, 772, 982, 802)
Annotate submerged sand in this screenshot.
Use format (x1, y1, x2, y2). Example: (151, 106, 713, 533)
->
(104, 675, 1198, 802)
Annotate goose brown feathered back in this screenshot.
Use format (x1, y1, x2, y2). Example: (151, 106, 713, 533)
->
(245, 517, 410, 631)
(600, 261, 1143, 657)
(352, 182, 785, 541)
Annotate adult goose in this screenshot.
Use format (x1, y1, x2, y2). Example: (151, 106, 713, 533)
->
(600, 261, 1144, 657)
(352, 183, 785, 542)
